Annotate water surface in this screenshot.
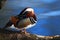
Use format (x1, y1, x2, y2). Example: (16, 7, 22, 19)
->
(0, 0, 60, 36)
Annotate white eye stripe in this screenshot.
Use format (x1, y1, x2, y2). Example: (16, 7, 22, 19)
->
(22, 8, 34, 14)
(25, 8, 34, 12)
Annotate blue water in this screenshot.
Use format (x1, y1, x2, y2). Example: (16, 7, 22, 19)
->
(0, 0, 60, 36)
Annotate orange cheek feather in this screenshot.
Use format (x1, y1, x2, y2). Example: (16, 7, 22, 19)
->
(26, 13, 36, 21)
(26, 12, 34, 17)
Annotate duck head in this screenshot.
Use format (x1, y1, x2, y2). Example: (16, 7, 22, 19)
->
(18, 7, 37, 21)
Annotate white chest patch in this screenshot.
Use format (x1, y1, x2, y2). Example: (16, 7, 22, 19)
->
(24, 23, 36, 29)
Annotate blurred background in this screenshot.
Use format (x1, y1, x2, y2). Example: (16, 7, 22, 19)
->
(0, 0, 60, 36)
